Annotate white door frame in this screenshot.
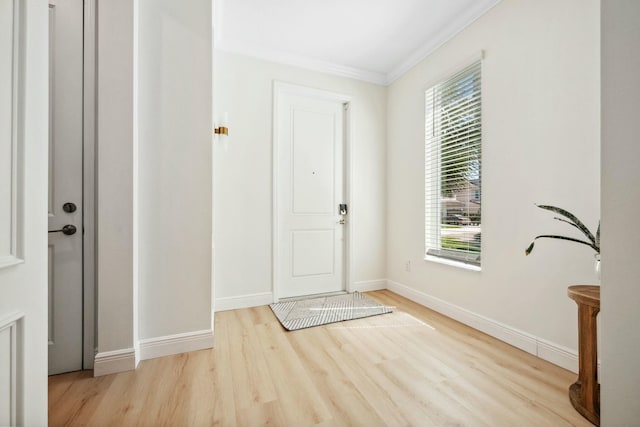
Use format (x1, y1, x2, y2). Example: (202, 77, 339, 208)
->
(271, 81, 353, 302)
(83, 0, 97, 369)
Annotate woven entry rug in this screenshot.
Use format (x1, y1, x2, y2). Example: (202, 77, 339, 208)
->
(269, 291, 392, 331)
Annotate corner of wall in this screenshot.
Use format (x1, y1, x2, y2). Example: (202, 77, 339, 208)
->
(93, 348, 137, 377)
(215, 292, 274, 312)
(93, 329, 215, 376)
(352, 279, 387, 293)
(138, 329, 214, 361)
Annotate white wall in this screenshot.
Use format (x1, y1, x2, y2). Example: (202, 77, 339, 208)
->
(386, 0, 600, 360)
(96, 0, 137, 356)
(137, 0, 213, 340)
(213, 51, 387, 306)
(95, 0, 212, 372)
(601, 0, 640, 424)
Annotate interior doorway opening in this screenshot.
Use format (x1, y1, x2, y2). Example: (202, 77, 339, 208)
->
(47, 0, 96, 375)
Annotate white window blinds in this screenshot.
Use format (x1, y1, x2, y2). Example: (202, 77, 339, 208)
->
(425, 60, 482, 266)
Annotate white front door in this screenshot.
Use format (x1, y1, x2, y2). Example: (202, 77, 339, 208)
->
(47, 0, 84, 375)
(275, 84, 349, 299)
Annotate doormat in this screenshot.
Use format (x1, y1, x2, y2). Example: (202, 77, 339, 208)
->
(269, 291, 392, 331)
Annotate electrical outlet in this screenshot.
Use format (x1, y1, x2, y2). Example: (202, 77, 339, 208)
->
(405, 260, 411, 272)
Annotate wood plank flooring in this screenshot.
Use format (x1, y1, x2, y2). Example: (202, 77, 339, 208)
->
(48, 290, 592, 426)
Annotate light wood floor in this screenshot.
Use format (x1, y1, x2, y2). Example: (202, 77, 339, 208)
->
(49, 290, 591, 426)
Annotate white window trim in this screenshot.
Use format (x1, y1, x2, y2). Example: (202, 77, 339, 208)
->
(424, 254, 482, 272)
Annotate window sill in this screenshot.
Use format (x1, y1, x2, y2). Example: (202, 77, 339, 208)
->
(424, 255, 482, 272)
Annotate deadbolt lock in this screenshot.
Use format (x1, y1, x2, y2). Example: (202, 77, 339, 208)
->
(63, 202, 77, 213)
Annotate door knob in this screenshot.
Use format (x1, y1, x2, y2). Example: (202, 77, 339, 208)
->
(63, 202, 77, 213)
(48, 225, 77, 236)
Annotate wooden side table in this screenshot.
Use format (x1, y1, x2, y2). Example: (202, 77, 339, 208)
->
(567, 285, 600, 426)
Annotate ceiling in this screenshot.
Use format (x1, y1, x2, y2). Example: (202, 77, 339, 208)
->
(214, 0, 501, 85)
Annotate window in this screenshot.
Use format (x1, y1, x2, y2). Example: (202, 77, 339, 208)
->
(425, 60, 482, 267)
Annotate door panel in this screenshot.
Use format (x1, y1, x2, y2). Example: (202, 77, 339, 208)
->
(276, 87, 346, 299)
(47, 0, 84, 375)
(292, 109, 335, 214)
(292, 230, 335, 277)
(0, 0, 18, 266)
(0, 0, 49, 423)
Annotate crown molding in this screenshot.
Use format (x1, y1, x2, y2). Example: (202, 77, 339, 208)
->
(215, 0, 501, 86)
(385, 0, 501, 84)
(215, 42, 388, 86)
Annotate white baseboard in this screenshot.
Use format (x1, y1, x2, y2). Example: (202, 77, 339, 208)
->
(215, 292, 273, 312)
(351, 279, 387, 292)
(94, 348, 138, 377)
(386, 280, 578, 373)
(537, 337, 578, 372)
(138, 329, 214, 361)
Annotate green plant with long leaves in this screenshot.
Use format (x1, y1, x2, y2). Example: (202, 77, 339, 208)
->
(525, 205, 600, 256)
